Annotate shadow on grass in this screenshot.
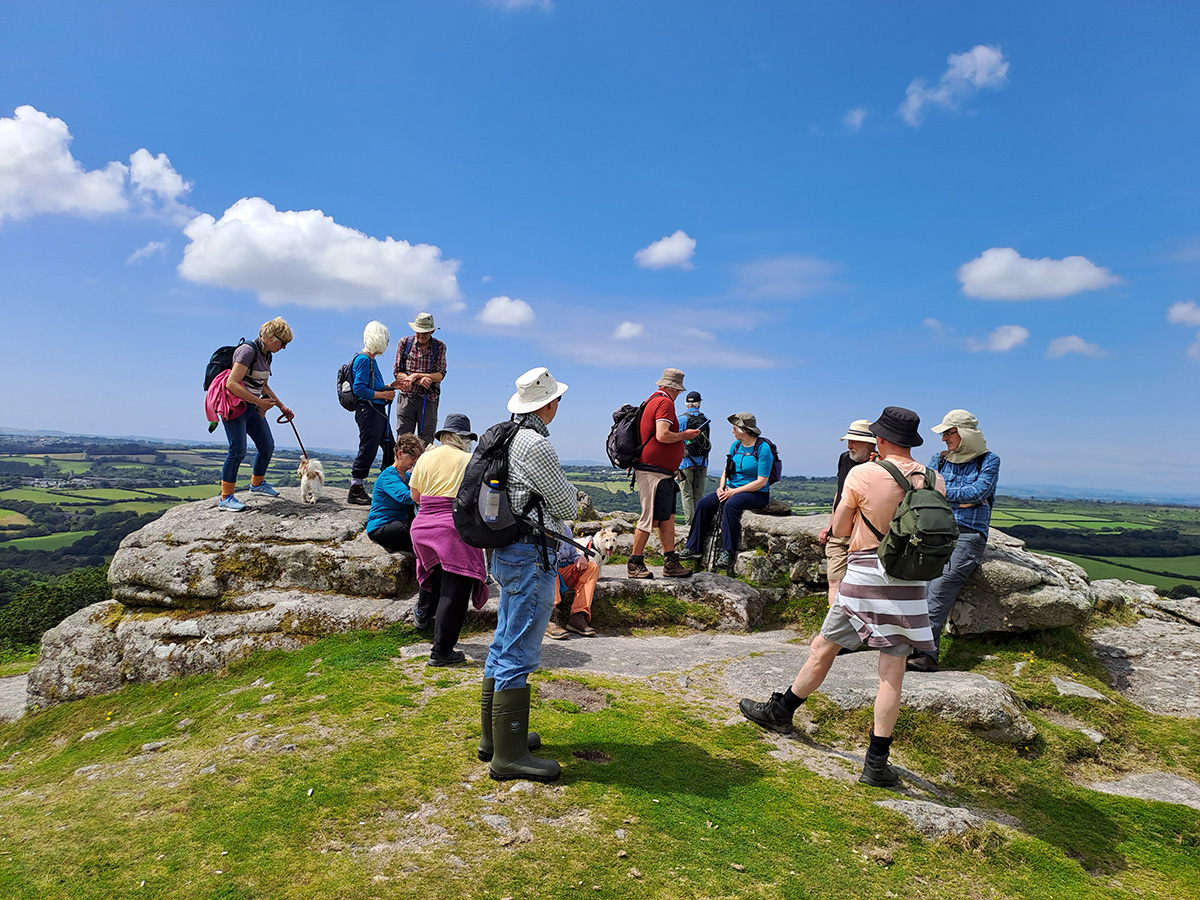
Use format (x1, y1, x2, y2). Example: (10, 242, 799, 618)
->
(1007, 779, 1128, 876)
(555, 737, 766, 798)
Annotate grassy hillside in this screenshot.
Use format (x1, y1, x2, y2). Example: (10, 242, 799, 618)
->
(1, 622, 1198, 899)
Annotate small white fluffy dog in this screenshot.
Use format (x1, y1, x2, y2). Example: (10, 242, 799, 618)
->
(298, 457, 325, 504)
(583, 526, 618, 566)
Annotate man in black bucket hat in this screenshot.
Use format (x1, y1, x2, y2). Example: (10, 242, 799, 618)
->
(738, 406, 945, 789)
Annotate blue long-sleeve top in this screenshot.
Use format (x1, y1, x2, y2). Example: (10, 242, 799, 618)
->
(352, 353, 387, 407)
(929, 450, 1001, 534)
(366, 467, 415, 533)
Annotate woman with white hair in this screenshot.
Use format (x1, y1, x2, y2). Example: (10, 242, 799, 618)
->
(217, 316, 294, 512)
(347, 321, 398, 505)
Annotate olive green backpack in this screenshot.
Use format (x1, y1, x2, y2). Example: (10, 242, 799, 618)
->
(860, 461, 960, 581)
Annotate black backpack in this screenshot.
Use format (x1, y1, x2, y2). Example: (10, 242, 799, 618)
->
(684, 412, 711, 458)
(203, 338, 253, 390)
(336, 354, 364, 411)
(861, 461, 960, 581)
(725, 437, 783, 485)
(606, 400, 652, 470)
(454, 421, 534, 548)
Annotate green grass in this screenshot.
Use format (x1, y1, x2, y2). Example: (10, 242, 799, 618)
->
(1, 624, 1197, 899)
(1040, 553, 1197, 590)
(0, 530, 97, 550)
(55, 488, 157, 500)
(0, 509, 33, 526)
(1113, 555, 1200, 577)
(0, 489, 94, 505)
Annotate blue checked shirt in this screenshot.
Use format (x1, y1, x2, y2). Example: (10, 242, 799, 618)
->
(929, 451, 1001, 535)
(507, 412, 577, 540)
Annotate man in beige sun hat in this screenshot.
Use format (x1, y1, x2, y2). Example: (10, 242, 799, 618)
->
(818, 419, 876, 604)
(393, 311, 447, 447)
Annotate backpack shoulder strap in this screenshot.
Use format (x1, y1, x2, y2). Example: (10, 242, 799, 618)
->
(874, 459, 913, 493)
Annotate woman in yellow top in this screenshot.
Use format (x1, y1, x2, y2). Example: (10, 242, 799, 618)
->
(408, 414, 488, 666)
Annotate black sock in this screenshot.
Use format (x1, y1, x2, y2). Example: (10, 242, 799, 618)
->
(868, 731, 893, 761)
(780, 688, 804, 714)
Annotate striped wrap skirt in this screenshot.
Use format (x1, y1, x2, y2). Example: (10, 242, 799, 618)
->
(835, 550, 936, 653)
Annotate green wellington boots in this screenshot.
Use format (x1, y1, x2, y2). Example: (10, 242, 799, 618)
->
(489, 686, 561, 783)
(477, 677, 540, 762)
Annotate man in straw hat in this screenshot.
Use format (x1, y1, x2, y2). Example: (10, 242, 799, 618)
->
(738, 407, 945, 789)
(480, 366, 577, 783)
(818, 419, 876, 604)
(906, 409, 1001, 674)
(393, 311, 447, 447)
(627, 368, 700, 579)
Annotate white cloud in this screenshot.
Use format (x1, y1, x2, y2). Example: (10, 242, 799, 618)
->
(126, 240, 168, 264)
(480, 275, 493, 283)
(179, 197, 462, 310)
(634, 230, 696, 270)
(734, 254, 840, 299)
(899, 44, 1009, 127)
(1167, 300, 1200, 326)
(958, 247, 1123, 300)
(477, 295, 535, 326)
(0, 105, 128, 223)
(1046, 335, 1104, 359)
(843, 107, 867, 132)
(966, 324, 1029, 352)
(683, 327, 714, 341)
(612, 321, 644, 340)
(128, 148, 196, 224)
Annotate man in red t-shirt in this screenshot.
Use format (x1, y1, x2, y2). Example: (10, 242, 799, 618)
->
(628, 368, 700, 579)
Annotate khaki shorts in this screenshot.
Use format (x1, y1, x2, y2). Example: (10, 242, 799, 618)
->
(825, 535, 850, 583)
(819, 603, 912, 658)
(634, 469, 675, 532)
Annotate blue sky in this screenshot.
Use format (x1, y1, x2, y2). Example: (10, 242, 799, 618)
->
(1, 1, 1197, 493)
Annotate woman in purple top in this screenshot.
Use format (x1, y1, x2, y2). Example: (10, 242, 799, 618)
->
(218, 317, 294, 512)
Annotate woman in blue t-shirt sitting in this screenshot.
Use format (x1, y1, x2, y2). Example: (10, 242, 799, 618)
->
(366, 433, 425, 553)
(680, 412, 773, 571)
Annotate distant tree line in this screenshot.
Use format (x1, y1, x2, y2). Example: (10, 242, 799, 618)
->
(1006, 525, 1200, 558)
(0, 565, 110, 652)
(0, 511, 162, 575)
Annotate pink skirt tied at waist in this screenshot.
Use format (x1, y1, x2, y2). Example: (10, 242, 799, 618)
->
(408, 495, 489, 610)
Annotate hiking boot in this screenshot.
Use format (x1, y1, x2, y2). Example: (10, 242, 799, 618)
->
(662, 552, 692, 578)
(858, 757, 900, 788)
(217, 495, 246, 512)
(627, 555, 653, 579)
(347, 484, 371, 505)
(905, 654, 939, 673)
(738, 692, 795, 734)
(428, 649, 466, 667)
(713, 549, 731, 571)
(564, 612, 596, 637)
(544, 620, 569, 640)
(249, 482, 279, 496)
(676, 547, 699, 561)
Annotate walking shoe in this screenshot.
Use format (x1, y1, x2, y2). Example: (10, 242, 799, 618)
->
(713, 549, 731, 570)
(411, 611, 431, 631)
(662, 551, 693, 578)
(627, 555, 653, 579)
(905, 654, 939, 673)
(738, 692, 795, 734)
(544, 620, 569, 640)
(347, 484, 371, 505)
(676, 547, 699, 560)
(249, 482, 279, 496)
(564, 612, 596, 637)
(428, 649, 466, 667)
(858, 758, 900, 788)
(217, 495, 246, 512)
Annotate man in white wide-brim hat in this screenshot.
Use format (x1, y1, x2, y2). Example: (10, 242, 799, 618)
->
(392, 311, 447, 447)
(817, 418, 876, 604)
(480, 366, 577, 785)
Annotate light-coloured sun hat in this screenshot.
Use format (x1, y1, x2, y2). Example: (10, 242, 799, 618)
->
(840, 419, 876, 443)
(507, 366, 569, 414)
(931, 409, 978, 434)
(655, 368, 686, 391)
(408, 312, 437, 333)
(727, 411, 761, 436)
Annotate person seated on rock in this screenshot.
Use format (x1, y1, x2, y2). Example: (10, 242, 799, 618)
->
(544, 524, 599, 640)
(366, 433, 425, 554)
(408, 414, 487, 667)
(738, 407, 945, 789)
(819, 419, 876, 606)
(906, 410, 1001, 674)
(679, 412, 774, 572)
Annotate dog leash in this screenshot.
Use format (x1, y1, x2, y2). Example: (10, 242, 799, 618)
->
(276, 413, 309, 460)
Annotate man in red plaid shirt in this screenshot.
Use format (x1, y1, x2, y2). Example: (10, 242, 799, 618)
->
(393, 312, 447, 447)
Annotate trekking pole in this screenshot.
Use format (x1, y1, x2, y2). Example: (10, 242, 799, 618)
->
(275, 412, 308, 460)
(419, 393, 427, 441)
(705, 498, 726, 571)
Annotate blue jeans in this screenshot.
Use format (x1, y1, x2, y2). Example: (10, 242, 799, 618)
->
(221, 406, 273, 484)
(922, 528, 988, 658)
(684, 490, 770, 554)
(485, 542, 556, 691)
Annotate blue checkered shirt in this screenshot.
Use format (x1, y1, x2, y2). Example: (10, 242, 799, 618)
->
(929, 450, 1001, 535)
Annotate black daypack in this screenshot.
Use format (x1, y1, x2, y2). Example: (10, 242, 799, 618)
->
(861, 460, 959, 581)
(684, 412, 711, 458)
(203, 338, 253, 390)
(606, 400, 653, 470)
(336, 354, 364, 412)
(454, 420, 533, 548)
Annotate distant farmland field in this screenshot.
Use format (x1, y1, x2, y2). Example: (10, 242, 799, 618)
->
(1041, 552, 1200, 590)
(0, 530, 97, 550)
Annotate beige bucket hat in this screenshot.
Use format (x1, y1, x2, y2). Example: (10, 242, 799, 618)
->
(655, 368, 686, 391)
(408, 312, 437, 333)
(507, 366, 569, 414)
(840, 419, 876, 443)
